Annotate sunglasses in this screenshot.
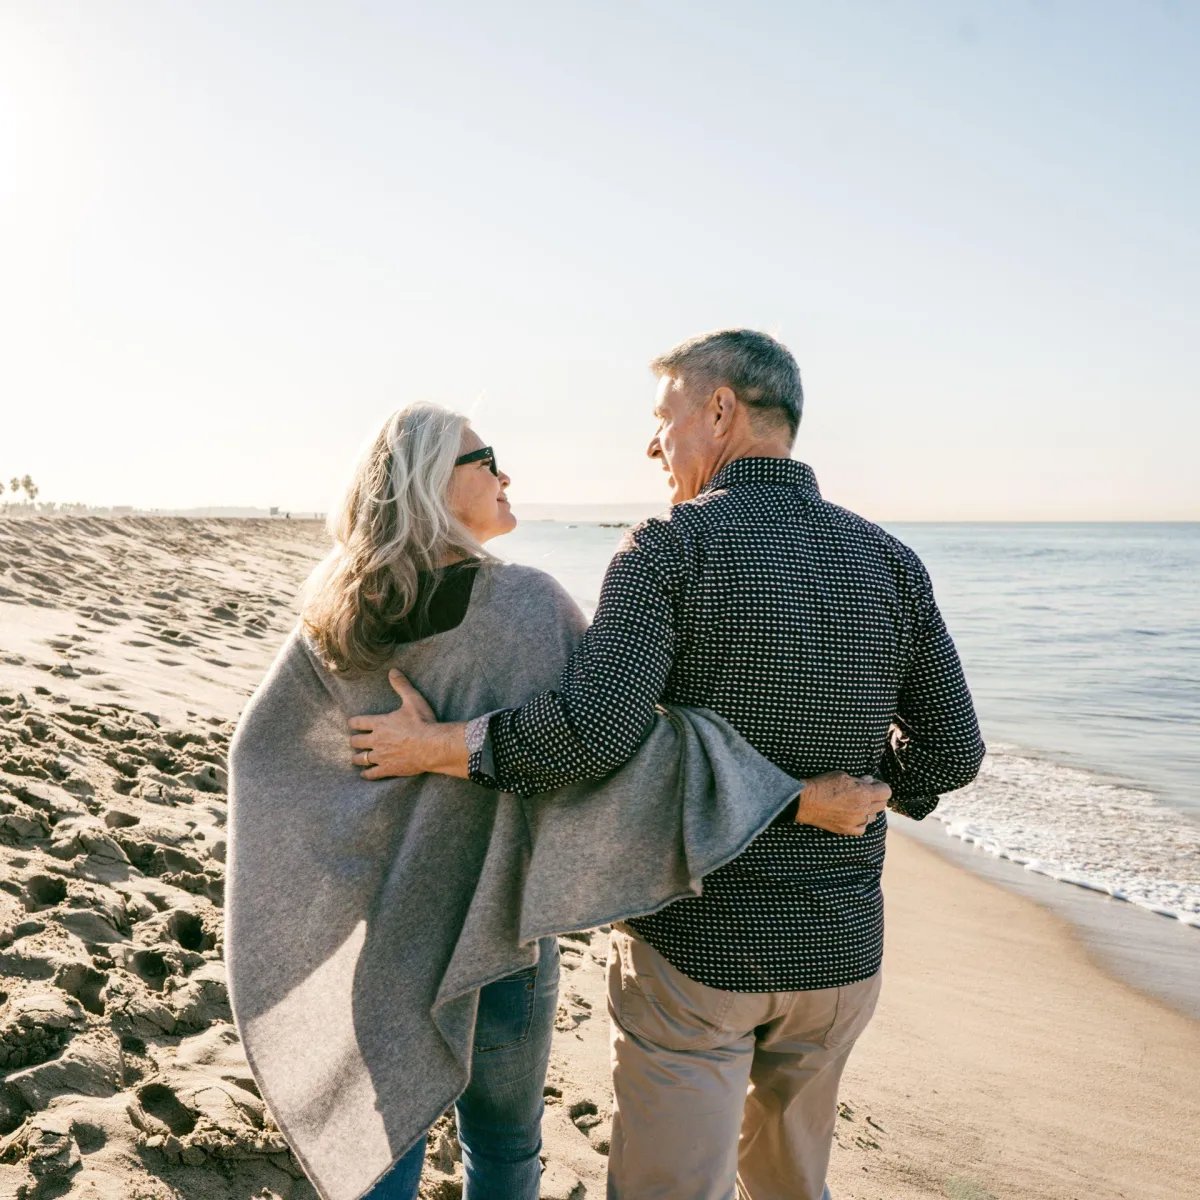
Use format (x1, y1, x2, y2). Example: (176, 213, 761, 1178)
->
(454, 446, 499, 476)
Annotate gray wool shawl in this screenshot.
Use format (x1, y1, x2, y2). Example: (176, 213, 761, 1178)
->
(226, 563, 802, 1200)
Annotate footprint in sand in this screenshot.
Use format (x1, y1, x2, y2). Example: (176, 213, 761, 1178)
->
(567, 1099, 611, 1156)
(0, 516, 339, 1196)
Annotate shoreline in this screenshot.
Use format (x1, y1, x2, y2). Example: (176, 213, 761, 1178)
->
(893, 811, 1200, 1023)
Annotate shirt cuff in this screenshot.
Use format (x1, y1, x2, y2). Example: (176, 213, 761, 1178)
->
(886, 794, 940, 821)
(465, 711, 503, 789)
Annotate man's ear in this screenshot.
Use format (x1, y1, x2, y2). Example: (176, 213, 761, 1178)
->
(711, 386, 738, 438)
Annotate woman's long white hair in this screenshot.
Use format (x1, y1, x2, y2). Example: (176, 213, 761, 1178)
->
(303, 403, 490, 674)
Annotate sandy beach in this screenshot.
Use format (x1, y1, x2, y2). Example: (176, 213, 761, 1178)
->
(1, 516, 1197, 1199)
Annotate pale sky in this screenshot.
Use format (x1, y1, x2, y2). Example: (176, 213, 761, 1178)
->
(2, 1, 1197, 520)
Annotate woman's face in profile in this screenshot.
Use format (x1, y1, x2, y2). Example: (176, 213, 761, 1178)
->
(448, 428, 516, 543)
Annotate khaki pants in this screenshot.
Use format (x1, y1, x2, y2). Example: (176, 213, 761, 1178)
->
(606, 926, 881, 1200)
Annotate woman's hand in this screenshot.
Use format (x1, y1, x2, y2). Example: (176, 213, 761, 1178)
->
(349, 670, 470, 780)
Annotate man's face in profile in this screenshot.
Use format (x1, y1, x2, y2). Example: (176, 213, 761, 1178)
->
(647, 374, 712, 504)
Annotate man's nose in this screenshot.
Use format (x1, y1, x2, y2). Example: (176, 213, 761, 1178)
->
(647, 436, 662, 460)
(498, 471, 511, 488)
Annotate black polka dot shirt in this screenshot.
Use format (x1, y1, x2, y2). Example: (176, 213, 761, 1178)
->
(469, 458, 984, 992)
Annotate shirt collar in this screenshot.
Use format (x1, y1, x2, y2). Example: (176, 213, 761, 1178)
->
(699, 457, 821, 497)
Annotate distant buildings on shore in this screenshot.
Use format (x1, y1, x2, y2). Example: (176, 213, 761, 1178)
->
(0, 503, 327, 520)
(2, 500, 662, 523)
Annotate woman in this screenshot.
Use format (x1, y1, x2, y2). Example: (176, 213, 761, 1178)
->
(304, 405, 557, 1199)
(226, 405, 806, 1200)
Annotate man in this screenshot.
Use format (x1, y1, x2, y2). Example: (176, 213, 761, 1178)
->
(351, 329, 984, 1199)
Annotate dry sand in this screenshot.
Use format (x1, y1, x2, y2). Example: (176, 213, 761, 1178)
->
(0, 516, 1196, 1200)
(829, 835, 1200, 1200)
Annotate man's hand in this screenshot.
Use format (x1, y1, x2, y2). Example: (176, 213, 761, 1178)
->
(348, 670, 470, 780)
(795, 771, 891, 836)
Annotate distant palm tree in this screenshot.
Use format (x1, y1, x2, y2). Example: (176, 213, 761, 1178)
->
(20, 475, 37, 502)
(8, 478, 17, 495)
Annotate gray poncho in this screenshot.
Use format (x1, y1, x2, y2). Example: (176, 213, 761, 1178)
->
(226, 563, 802, 1200)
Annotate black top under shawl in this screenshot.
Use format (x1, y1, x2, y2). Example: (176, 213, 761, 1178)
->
(391, 560, 480, 643)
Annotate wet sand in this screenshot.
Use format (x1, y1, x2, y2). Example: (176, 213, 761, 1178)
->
(895, 811, 1200, 1023)
(1, 516, 1197, 1199)
(828, 832, 1200, 1199)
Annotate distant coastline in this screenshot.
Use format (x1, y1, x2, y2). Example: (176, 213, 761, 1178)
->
(0, 504, 329, 520)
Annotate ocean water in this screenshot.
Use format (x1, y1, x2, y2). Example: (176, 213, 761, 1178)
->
(498, 520, 1200, 928)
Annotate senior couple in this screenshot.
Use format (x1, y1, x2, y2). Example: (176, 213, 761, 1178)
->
(227, 329, 983, 1200)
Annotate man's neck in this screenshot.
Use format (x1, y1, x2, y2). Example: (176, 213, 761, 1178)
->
(707, 439, 794, 479)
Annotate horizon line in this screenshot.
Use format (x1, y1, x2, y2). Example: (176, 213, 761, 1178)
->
(2, 508, 1197, 526)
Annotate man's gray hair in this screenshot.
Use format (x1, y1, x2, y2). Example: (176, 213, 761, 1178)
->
(650, 329, 803, 439)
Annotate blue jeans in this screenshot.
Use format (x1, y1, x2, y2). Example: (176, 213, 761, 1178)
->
(366, 936, 560, 1200)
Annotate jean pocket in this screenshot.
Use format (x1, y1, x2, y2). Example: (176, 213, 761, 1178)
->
(473, 965, 538, 1054)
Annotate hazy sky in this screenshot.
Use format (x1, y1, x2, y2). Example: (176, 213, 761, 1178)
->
(2, 1, 1197, 519)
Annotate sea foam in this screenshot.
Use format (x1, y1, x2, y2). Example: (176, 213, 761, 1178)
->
(932, 745, 1200, 927)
